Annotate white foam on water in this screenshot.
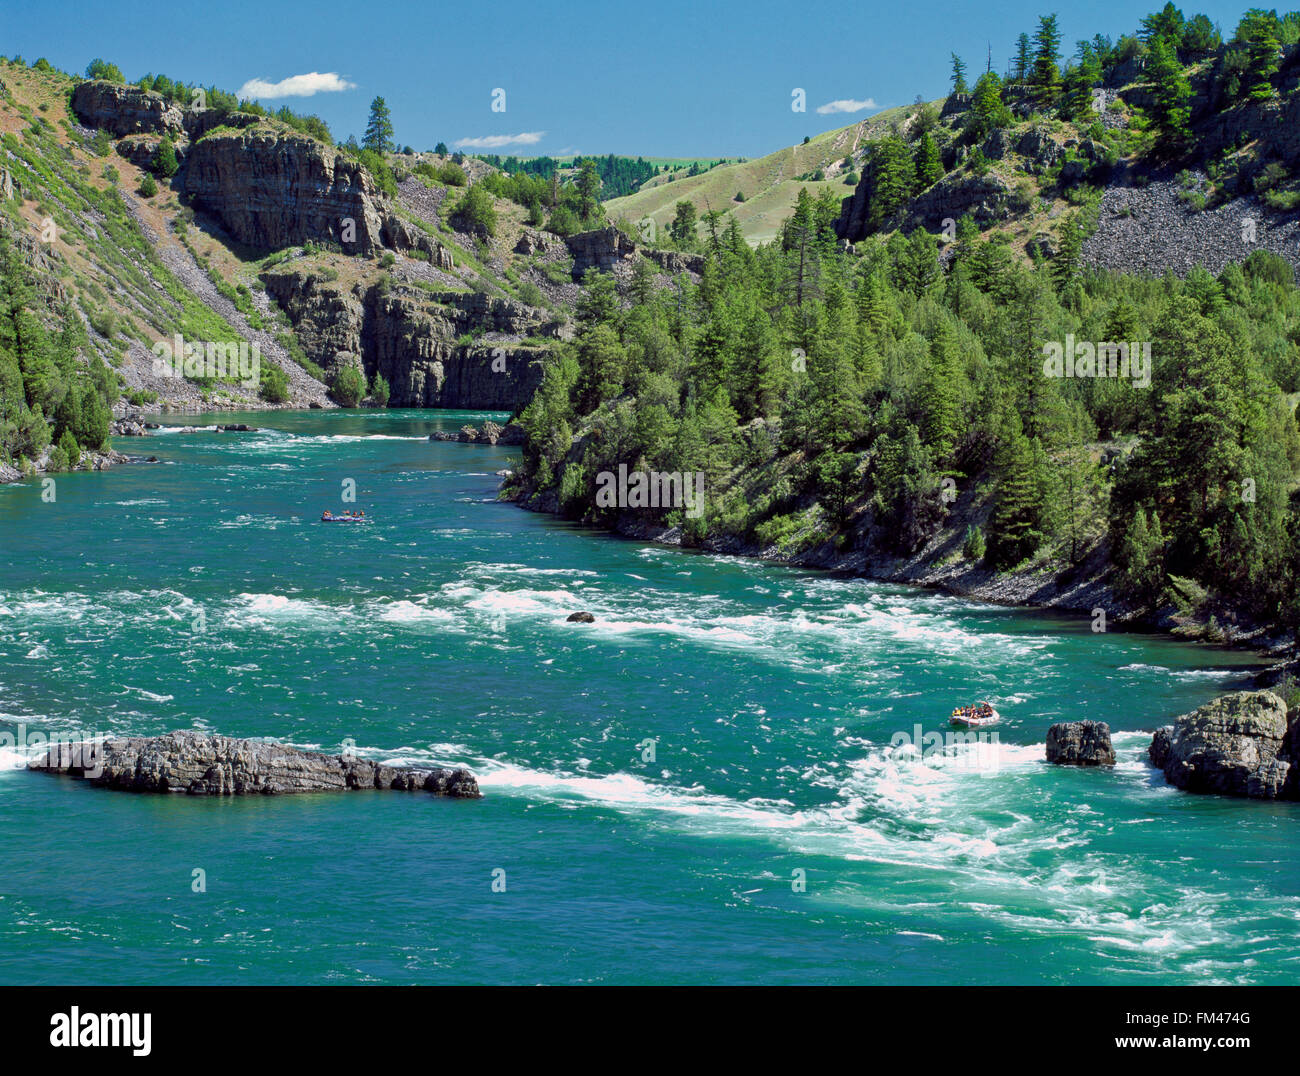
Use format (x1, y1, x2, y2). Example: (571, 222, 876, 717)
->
(465, 732, 1266, 965)
(122, 687, 174, 703)
(0, 745, 36, 770)
(229, 592, 349, 631)
(437, 574, 1059, 674)
(370, 599, 460, 627)
(218, 514, 293, 530)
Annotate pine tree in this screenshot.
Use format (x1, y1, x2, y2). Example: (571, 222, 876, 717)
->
(1013, 33, 1032, 82)
(1140, 3, 1186, 46)
(950, 53, 969, 94)
(867, 136, 916, 230)
(1235, 9, 1281, 101)
(987, 411, 1052, 568)
(914, 132, 943, 188)
(1032, 14, 1063, 101)
(970, 71, 1011, 137)
(917, 320, 961, 462)
(1147, 35, 1192, 147)
(669, 200, 698, 248)
(1059, 43, 1100, 121)
(363, 96, 395, 154)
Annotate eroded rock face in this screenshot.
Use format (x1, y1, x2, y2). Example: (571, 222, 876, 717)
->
(263, 271, 548, 409)
(1152, 691, 1296, 800)
(29, 730, 481, 798)
(185, 132, 388, 255)
(1046, 720, 1116, 766)
(643, 248, 705, 275)
(565, 227, 637, 278)
(71, 80, 185, 138)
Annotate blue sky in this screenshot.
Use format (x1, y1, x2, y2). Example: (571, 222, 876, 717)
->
(3, 0, 1256, 157)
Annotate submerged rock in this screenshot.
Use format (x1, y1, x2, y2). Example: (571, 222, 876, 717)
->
(28, 730, 481, 798)
(1045, 720, 1116, 766)
(1152, 690, 1295, 800)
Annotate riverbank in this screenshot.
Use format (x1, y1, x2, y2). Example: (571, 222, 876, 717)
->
(508, 484, 1295, 661)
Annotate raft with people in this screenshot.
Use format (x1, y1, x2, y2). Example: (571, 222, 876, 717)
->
(950, 701, 1000, 727)
(320, 510, 370, 524)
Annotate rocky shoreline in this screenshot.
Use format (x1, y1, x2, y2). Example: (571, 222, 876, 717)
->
(28, 730, 481, 798)
(505, 485, 1292, 659)
(0, 445, 143, 485)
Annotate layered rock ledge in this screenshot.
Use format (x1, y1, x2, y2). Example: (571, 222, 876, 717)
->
(28, 730, 481, 798)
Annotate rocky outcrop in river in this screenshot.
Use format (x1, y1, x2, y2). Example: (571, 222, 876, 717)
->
(1045, 720, 1116, 766)
(29, 730, 481, 798)
(1149, 690, 1297, 800)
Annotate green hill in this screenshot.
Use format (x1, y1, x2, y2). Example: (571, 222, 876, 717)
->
(604, 106, 915, 244)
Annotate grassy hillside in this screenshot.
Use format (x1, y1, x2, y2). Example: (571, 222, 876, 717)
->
(604, 107, 914, 244)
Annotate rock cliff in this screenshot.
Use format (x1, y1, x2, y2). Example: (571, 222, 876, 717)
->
(184, 131, 389, 255)
(565, 227, 705, 280)
(263, 270, 549, 409)
(29, 729, 481, 797)
(71, 80, 186, 137)
(73, 80, 427, 259)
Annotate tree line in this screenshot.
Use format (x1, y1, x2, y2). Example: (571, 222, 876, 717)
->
(514, 183, 1300, 633)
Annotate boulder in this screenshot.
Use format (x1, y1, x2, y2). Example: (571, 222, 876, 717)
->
(110, 416, 149, 437)
(28, 730, 481, 798)
(566, 611, 596, 623)
(514, 231, 549, 255)
(1152, 690, 1294, 800)
(1045, 720, 1116, 766)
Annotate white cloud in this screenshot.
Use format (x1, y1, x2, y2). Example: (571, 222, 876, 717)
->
(236, 72, 356, 99)
(815, 97, 878, 115)
(453, 132, 546, 149)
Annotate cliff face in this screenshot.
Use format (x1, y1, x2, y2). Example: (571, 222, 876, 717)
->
(72, 80, 411, 258)
(264, 270, 548, 409)
(565, 226, 706, 280)
(185, 132, 389, 255)
(70, 80, 186, 137)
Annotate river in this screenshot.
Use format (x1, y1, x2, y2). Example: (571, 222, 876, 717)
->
(0, 409, 1292, 984)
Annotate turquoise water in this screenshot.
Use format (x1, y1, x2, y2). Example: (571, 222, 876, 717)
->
(0, 409, 1294, 985)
